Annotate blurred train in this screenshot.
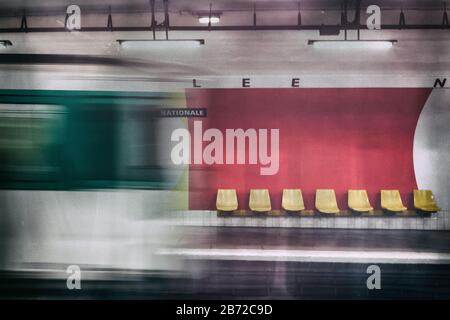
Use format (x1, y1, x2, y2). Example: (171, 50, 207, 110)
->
(0, 86, 190, 275)
(0, 89, 184, 191)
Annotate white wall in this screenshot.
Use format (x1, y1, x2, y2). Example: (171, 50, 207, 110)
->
(0, 29, 449, 89)
(414, 90, 450, 211)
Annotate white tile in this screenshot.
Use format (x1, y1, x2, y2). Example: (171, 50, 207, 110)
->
(202, 212, 211, 225)
(367, 218, 377, 229)
(302, 218, 313, 228)
(445, 214, 450, 229)
(217, 217, 225, 226)
(290, 217, 299, 228)
(230, 217, 239, 227)
(409, 218, 417, 230)
(401, 218, 410, 230)
(272, 217, 281, 228)
(386, 218, 394, 229)
(243, 217, 252, 227)
(255, 218, 265, 228)
(280, 217, 289, 228)
(327, 218, 335, 228)
(374, 219, 382, 229)
(348, 218, 355, 228)
(313, 218, 321, 228)
(423, 218, 432, 230)
(431, 217, 438, 230)
(444, 214, 450, 230)
(437, 218, 445, 230)
(210, 214, 218, 225)
(402, 218, 411, 230)
(335, 218, 347, 229)
(416, 217, 423, 230)
(332, 218, 341, 228)
(361, 217, 369, 229)
(380, 218, 389, 230)
(393, 218, 403, 230)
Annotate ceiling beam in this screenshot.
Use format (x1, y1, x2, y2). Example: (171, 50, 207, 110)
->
(0, 24, 448, 33)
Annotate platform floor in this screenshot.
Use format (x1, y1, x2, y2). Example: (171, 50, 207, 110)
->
(1, 228, 450, 299)
(171, 227, 450, 253)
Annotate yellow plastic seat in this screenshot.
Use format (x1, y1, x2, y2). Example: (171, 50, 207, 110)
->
(249, 189, 271, 212)
(315, 189, 340, 214)
(348, 189, 373, 212)
(414, 190, 441, 212)
(216, 189, 238, 211)
(381, 190, 407, 212)
(282, 189, 305, 212)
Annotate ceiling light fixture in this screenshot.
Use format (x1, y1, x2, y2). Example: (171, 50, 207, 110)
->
(308, 40, 397, 49)
(198, 16, 220, 24)
(117, 39, 205, 49)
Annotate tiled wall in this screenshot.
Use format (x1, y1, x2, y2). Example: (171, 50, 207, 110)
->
(172, 211, 450, 230)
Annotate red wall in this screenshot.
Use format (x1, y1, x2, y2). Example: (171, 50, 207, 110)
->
(186, 88, 431, 210)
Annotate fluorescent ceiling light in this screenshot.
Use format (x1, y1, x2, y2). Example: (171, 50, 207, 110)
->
(308, 40, 397, 49)
(117, 39, 205, 50)
(0, 40, 12, 48)
(198, 16, 220, 24)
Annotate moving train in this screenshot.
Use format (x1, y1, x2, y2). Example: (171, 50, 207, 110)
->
(0, 86, 188, 272)
(0, 89, 185, 191)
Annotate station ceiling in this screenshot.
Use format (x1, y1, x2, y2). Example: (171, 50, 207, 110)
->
(0, 0, 447, 16)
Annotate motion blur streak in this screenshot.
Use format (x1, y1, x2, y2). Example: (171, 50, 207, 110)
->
(0, 82, 190, 298)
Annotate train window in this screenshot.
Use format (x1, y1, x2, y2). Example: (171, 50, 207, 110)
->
(117, 105, 162, 186)
(65, 104, 119, 187)
(0, 104, 66, 186)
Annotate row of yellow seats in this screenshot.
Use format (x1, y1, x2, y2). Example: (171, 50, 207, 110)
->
(216, 189, 441, 213)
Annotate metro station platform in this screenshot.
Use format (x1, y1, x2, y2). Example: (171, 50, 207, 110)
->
(1, 227, 450, 299)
